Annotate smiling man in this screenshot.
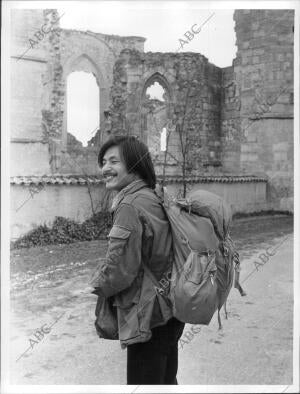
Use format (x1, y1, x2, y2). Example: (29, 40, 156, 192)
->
(90, 135, 185, 385)
(102, 145, 139, 192)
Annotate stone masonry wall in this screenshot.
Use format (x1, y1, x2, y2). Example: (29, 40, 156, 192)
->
(220, 66, 242, 173)
(11, 10, 52, 175)
(110, 50, 223, 177)
(11, 8, 294, 219)
(47, 20, 145, 176)
(11, 9, 145, 177)
(233, 9, 294, 210)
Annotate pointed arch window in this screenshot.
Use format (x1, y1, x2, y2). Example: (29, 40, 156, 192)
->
(67, 71, 99, 147)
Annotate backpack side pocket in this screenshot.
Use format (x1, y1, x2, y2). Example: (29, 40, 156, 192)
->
(170, 251, 219, 324)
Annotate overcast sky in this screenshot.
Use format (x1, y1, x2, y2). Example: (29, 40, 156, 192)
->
(56, 3, 236, 145)
(58, 5, 236, 67)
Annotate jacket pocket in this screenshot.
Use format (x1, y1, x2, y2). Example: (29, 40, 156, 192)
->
(112, 281, 142, 342)
(113, 283, 141, 309)
(107, 225, 131, 256)
(108, 225, 131, 239)
(114, 295, 141, 342)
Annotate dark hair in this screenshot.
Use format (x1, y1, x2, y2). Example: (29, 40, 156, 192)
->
(98, 135, 156, 189)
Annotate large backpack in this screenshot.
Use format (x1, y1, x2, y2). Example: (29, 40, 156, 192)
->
(159, 188, 246, 329)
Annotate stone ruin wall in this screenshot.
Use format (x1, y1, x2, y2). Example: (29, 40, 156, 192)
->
(11, 9, 145, 177)
(11, 10, 50, 176)
(57, 26, 145, 175)
(109, 9, 294, 210)
(109, 50, 223, 177)
(232, 10, 294, 210)
(220, 66, 241, 173)
(10, 9, 294, 211)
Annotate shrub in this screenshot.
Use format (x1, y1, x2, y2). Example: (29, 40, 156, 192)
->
(12, 212, 112, 249)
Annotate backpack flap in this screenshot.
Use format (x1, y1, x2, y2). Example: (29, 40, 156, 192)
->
(187, 189, 232, 241)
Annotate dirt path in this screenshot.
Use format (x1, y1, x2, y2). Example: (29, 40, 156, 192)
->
(9, 216, 293, 385)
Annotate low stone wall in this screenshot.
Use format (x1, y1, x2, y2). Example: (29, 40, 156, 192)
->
(164, 180, 268, 215)
(11, 175, 276, 240)
(11, 183, 108, 240)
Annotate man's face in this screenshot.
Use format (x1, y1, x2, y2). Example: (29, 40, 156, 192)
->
(101, 146, 137, 192)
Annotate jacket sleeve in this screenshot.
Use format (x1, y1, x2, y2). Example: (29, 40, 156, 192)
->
(91, 203, 143, 298)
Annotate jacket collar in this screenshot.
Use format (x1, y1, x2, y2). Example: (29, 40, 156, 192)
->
(111, 179, 148, 212)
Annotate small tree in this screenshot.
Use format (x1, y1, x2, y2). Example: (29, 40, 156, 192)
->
(147, 82, 198, 198)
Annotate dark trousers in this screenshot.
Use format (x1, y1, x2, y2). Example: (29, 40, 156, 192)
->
(127, 317, 185, 385)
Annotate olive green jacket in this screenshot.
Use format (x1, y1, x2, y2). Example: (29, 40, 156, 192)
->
(91, 180, 173, 348)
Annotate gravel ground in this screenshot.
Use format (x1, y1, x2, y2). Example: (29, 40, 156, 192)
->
(9, 215, 294, 386)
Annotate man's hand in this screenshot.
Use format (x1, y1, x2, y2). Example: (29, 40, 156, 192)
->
(89, 258, 107, 288)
